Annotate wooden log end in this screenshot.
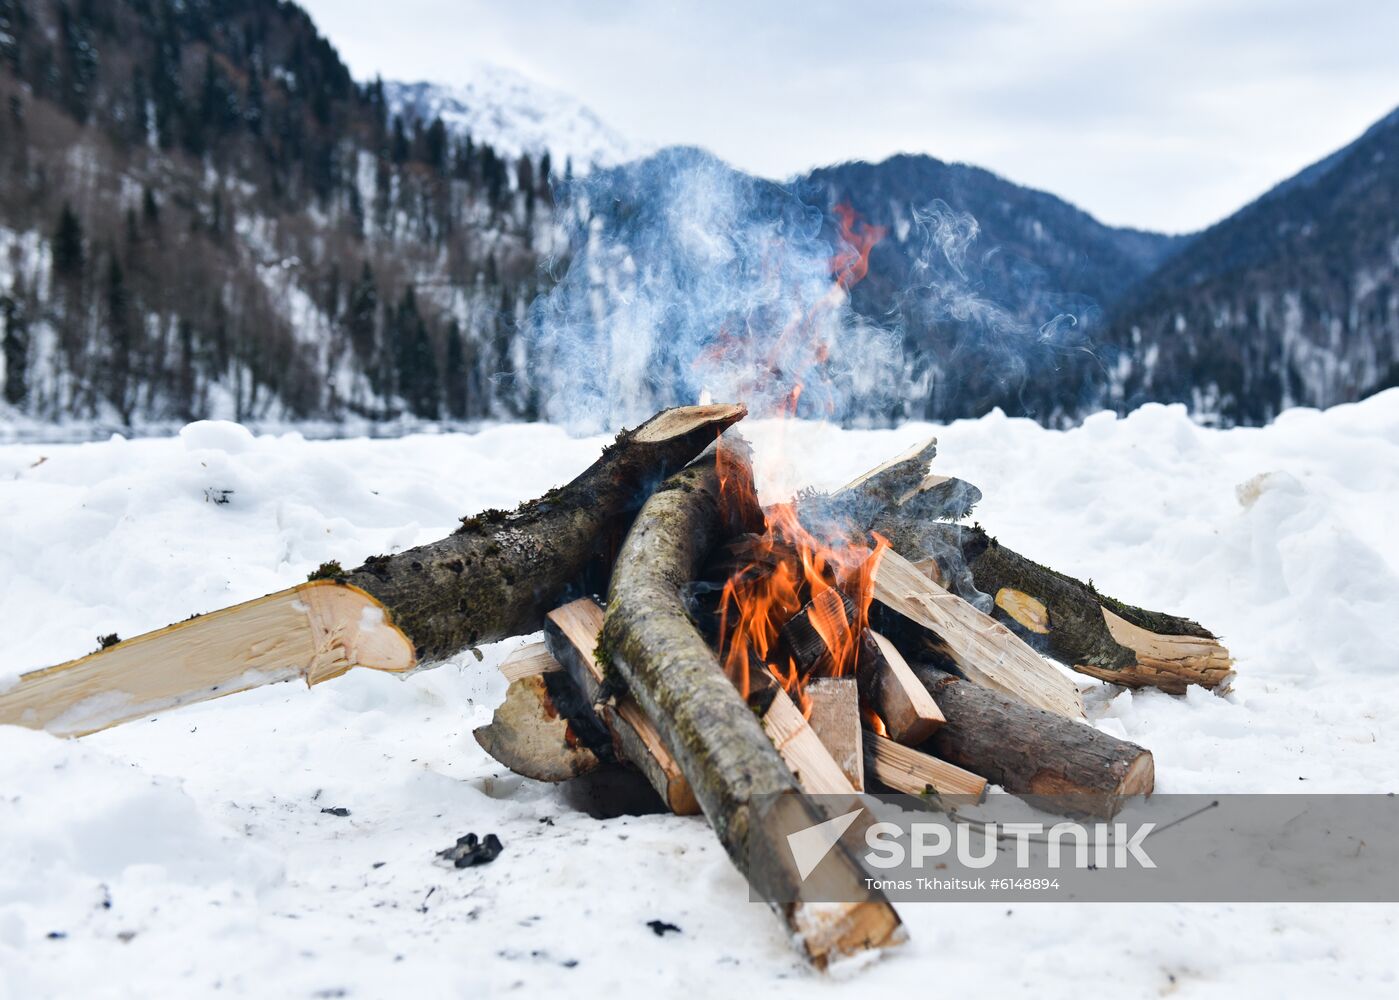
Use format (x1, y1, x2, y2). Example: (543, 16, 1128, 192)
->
(1076, 608, 1235, 693)
(1, 581, 416, 738)
(630, 402, 747, 443)
(858, 629, 945, 744)
(865, 733, 987, 799)
(473, 674, 603, 783)
(792, 899, 908, 971)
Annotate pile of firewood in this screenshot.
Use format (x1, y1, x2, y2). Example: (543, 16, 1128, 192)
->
(0, 403, 1232, 970)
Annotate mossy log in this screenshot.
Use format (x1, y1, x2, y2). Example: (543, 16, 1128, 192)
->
(347, 403, 747, 662)
(600, 438, 904, 969)
(2, 404, 745, 738)
(912, 664, 1154, 819)
(894, 523, 1233, 694)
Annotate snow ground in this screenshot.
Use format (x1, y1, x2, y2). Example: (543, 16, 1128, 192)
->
(3, 395, 1399, 998)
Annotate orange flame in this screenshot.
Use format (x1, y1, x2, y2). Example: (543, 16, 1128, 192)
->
(830, 203, 887, 290)
(712, 204, 890, 707)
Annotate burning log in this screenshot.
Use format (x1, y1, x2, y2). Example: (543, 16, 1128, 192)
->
(882, 523, 1233, 694)
(778, 589, 859, 675)
(473, 643, 608, 783)
(804, 678, 865, 791)
(856, 629, 944, 745)
(0, 403, 745, 738)
(863, 733, 987, 799)
(913, 664, 1155, 819)
(600, 439, 904, 968)
(544, 598, 699, 815)
(872, 549, 1086, 719)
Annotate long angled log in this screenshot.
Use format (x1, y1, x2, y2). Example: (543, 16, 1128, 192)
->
(1, 404, 744, 738)
(890, 523, 1233, 694)
(821, 440, 1233, 694)
(599, 439, 904, 969)
(912, 663, 1154, 819)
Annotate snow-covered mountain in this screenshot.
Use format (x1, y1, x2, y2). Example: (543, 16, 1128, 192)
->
(384, 66, 644, 172)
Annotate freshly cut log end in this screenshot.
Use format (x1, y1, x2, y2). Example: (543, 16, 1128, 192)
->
(864, 732, 988, 799)
(857, 629, 944, 744)
(905, 523, 1234, 694)
(914, 664, 1154, 818)
(0, 581, 415, 738)
(791, 900, 908, 971)
(872, 549, 1086, 719)
(544, 598, 699, 815)
(1072, 608, 1236, 693)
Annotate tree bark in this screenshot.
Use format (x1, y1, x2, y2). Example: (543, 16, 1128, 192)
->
(600, 437, 904, 969)
(912, 664, 1155, 819)
(347, 403, 747, 663)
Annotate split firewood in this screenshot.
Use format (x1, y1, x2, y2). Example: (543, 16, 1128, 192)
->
(856, 629, 944, 744)
(863, 732, 987, 799)
(912, 664, 1154, 819)
(473, 643, 609, 783)
(544, 598, 699, 815)
(0, 403, 744, 738)
(801, 436, 982, 535)
(600, 438, 904, 969)
(882, 522, 1233, 693)
(872, 549, 1086, 719)
(804, 678, 865, 791)
(750, 674, 859, 795)
(823, 439, 1233, 694)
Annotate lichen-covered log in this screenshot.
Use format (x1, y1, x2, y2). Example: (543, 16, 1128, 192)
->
(344, 403, 746, 663)
(600, 437, 904, 969)
(912, 664, 1154, 819)
(893, 523, 1233, 694)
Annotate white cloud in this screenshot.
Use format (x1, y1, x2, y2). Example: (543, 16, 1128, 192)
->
(299, 0, 1399, 233)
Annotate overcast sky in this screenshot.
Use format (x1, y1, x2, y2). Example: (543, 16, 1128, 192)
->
(299, 0, 1399, 234)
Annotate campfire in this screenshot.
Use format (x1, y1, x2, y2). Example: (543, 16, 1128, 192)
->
(0, 212, 1234, 972)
